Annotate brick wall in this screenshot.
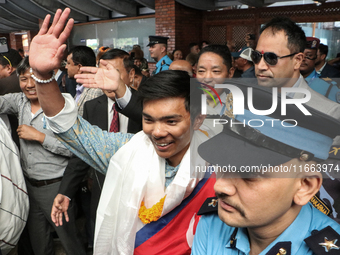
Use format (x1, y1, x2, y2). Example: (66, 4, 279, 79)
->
(9, 33, 22, 50)
(154, 0, 203, 59)
(175, 2, 202, 58)
(155, 0, 176, 54)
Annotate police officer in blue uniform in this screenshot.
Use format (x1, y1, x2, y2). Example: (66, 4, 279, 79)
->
(300, 37, 340, 103)
(147, 35, 172, 75)
(191, 81, 340, 255)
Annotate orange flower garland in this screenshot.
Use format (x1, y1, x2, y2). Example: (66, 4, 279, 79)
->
(138, 196, 166, 224)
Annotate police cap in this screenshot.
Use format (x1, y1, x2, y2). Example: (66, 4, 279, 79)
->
(306, 37, 320, 50)
(147, 36, 169, 47)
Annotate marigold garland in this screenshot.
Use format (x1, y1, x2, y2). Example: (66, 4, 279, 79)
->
(138, 196, 166, 224)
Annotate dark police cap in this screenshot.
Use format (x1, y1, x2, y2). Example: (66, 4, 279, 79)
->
(306, 37, 320, 50)
(197, 80, 340, 169)
(147, 36, 169, 47)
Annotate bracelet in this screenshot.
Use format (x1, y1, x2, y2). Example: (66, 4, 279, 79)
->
(30, 68, 55, 84)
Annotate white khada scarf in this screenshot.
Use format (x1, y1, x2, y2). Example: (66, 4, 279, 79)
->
(0, 119, 29, 254)
(94, 130, 207, 255)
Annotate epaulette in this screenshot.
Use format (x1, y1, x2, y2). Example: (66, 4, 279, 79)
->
(329, 144, 340, 160)
(304, 226, 340, 254)
(321, 78, 340, 103)
(197, 197, 218, 215)
(161, 60, 170, 67)
(321, 78, 340, 89)
(310, 195, 332, 216)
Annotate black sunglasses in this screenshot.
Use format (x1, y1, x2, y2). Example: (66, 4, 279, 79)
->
(251, 50, 298, 66)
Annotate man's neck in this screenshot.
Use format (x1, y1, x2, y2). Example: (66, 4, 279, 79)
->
(301, 70, 313, 78)
(242, 64, 252, 72)
(315, 60, 325, 72)
(247, 206, 301, 255)
(278, 72, 300, 92)
(156, 53, 166, 62)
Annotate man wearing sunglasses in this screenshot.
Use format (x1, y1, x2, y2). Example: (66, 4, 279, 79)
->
(253, 17, 340, 225)
(300, 37, 340, 103)
(252, 17, 340, 119)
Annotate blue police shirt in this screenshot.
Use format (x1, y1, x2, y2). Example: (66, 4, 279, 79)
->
(306, 70, 340, 103)
(154, 55, 172, 75)
(191, 203, 340, 255)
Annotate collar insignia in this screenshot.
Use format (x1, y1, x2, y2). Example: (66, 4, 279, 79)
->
(208, 199, 217, 207)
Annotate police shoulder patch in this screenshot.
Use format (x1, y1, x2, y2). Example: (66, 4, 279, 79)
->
(197, 197, 218, 215)
(304, 226, 340, 254)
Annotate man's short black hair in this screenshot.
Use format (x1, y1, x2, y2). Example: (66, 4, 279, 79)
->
(0, 49, 22, 68)
(134, 64, 142, 76)
(189, 42, 199, 50)
(100, 48, 134, 73)
(69, 46, 96, 67)
(186, 53, 198, 66)
(319, 43, 328, 57)
(138, 70, 202, 121)
(260, 17, 306, 54)
(198, 44, 232, 70)
(16, 56, 29, 76)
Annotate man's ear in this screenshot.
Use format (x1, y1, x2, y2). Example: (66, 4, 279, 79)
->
(228, 67, 235, 78)
(293, 171, 322, 206)
(294, 53, 304, 70)
(3, 64, 13, 76)
(161, 45, 167, 54)
(129, 68, 135, 84)
(193, 114, 206, 130)
(321, 54, 327, 61)
(77, 64, 82, 74)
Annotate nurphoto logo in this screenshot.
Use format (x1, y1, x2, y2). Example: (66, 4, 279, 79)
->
(201, 84, 312, 116)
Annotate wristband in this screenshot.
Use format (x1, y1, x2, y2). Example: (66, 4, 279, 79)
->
(30, 68, 55, 83)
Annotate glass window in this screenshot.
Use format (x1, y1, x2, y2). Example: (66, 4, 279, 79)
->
(68, 18, 155, 62)
(298, 22, 340, 59)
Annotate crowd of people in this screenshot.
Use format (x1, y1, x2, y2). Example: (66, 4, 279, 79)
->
(1, 7, 340, 255)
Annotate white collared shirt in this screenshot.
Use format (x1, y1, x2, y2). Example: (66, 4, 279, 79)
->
(107, 97, 128, 133)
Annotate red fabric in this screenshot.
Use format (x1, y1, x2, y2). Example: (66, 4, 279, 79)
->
(134, 177, 216, 255)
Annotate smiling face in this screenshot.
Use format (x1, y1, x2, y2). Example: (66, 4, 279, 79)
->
(149, 44, 166, 62)
(142, 97, 191, 167)
(19, 69, 38, 102)
(196, 52, 230, 96)
(173, 50, 183, 61)
(255, 29, 302, 88)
